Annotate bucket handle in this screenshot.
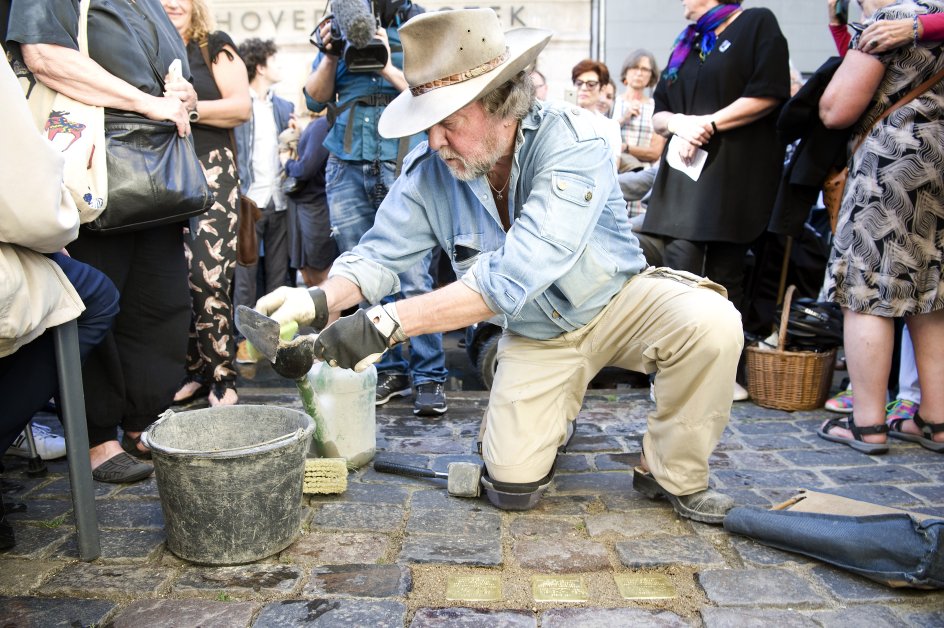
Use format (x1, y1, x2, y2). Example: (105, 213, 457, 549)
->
(144, 427, 307, 456)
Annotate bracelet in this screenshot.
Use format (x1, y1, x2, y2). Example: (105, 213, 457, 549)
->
(913, 15, 920, 47)
(711, 120, 718, 133)
(307, 287, 329, 331)
(188, 108, 200, 122)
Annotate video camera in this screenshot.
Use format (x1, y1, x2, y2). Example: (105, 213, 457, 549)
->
(311, 0, 397, 73)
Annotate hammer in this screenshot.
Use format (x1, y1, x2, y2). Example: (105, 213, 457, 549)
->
(373, 459, 482, 498)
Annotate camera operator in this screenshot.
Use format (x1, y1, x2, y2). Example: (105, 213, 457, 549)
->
(302, 0, 449, 416)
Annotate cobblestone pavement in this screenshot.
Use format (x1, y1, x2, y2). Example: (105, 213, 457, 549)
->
(2, 351, 943, 627)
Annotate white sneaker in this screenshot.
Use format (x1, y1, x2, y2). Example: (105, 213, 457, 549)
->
(733, 382, 750, 402)
(7, 423, 67, 460)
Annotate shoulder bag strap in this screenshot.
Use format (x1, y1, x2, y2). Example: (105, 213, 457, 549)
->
(850, 63, 944, 155)
(78, 0, 90, 54)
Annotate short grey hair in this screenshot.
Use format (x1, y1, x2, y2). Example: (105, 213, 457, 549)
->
(479, 70, 535, 122)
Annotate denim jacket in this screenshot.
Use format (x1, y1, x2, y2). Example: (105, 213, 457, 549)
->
(330, 101, 647, 340)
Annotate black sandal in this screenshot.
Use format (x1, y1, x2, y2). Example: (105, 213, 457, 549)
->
(888, 411, 944, 453)
(120, 432, 152, 460)
(208, 381, 238, 407)
(817, 415, 889, 454)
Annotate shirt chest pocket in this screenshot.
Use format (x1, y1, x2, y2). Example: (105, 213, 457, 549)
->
(541, 172, 596, 251)
(450, 234, 484, 273)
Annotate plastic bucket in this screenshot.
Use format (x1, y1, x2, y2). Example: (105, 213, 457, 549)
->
(141, 405, 313, 565)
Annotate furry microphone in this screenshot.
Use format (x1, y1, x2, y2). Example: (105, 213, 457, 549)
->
(333, 0, 376, 49)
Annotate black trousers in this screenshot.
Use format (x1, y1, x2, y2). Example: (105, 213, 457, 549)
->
(0, 253, 119, 454)
(68, 223, 190, 446)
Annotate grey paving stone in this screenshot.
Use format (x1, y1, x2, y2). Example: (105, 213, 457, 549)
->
(563, 434, 624, 452)
(406, 507, 500, 536)
(509, 516, 581, 538)
(409, 488, 488, 512)
(110, 599, 256, 628)
(4, 498, 72, 523)
(616, 534, 725, 568)
(731, 420, 801, 435)
(724, 489, 776, 508)
(910, 485, 944, 504)
(900, 607, 944, 628)
(701, 607, 819, 627)
(380, 423, 455, 438)
(740, 434, 811, 451)
(411, 607, 536, 627)
(541, 607, 689, 627)
(253, 599, 406, 627)
(552, 472, 632, 495)
(311, 503, 404, 531)
(303, 564, 411, 597)
(811, 604, 910, 627)
(308, 482, 408, 505)
(381, 437, 469, 455)
(593, 453, 637, 471)
(115, 476, 160, 497)
(94, 498, 165, 528)
(585, 510, 689, 538)
(283, 532, 390, 564)
(399, 533, 501, 566)
(174, 564, 303, 597)
(779, 448, 880, 467)
(0, 523, 69, 558)
(53, 528, 166, 561)
(0, 559, 60, 594)
(429, 454, 487, 474)
(823, 464, 929, 485)
(813, 485, 924, 508)
(513, 538, 609, 572)
(698, 568, 828, 607)
(529, 495, 596, 515)
(714, 451, 789, 470)
(811, 565, 912, 602)
(38, 563, 174, 597)
(729, 535, 811, 566)
(712, 468, 824, 490)
(0, 595, 116, 627)
(556, 454, 592, 472)
(599, 491, 666, 511)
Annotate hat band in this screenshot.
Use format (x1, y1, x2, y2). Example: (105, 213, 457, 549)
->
(409, 48, 509, 96)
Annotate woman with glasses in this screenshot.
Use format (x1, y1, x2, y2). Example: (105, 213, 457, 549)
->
(570, 59, 623, 171)
(613, 49, 666, 218)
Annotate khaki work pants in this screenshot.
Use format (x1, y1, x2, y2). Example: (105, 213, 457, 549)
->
(480, 267, 744, 496)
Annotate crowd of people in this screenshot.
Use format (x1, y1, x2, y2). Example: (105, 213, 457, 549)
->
(2, 0, 943, 550)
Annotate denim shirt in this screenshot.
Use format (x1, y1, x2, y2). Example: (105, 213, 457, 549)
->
(330, 101, 647, 340)
(304, 22, 425, 162)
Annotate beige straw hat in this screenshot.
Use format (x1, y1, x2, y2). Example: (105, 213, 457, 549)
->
(378, 8, 552, 139)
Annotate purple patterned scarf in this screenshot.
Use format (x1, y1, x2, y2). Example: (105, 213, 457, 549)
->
(663, 4, 741, 83)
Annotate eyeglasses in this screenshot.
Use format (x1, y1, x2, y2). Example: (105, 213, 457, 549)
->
(574, 79, 600, 90)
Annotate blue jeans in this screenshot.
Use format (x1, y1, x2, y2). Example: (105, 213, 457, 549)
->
(325, 156, 446, 385)
(0, 253, 119, 454)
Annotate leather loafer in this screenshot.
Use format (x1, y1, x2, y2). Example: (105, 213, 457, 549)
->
(632, 467, 734, 524)
(92, 452, 153, 484)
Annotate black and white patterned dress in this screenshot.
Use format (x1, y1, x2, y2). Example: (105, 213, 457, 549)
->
(826, 1, 944, 317)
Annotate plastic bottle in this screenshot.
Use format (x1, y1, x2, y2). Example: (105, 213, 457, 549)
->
(306, 361, 377, 469)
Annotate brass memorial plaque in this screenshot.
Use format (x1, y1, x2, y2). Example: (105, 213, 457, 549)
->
(445, 574, 502, 601)
(614, 573, 677, 600)
(531, 575, 590, 602)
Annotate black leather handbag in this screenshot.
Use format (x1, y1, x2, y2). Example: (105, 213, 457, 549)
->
(84, 112, 214, 234)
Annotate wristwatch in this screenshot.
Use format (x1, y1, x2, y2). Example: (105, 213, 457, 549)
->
(188, 107, 200, 122)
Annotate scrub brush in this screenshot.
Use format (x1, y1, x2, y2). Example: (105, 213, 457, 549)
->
(303, 458, 348, 494)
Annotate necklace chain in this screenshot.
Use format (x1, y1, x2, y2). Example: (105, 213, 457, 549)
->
(486, 171, 509, 201)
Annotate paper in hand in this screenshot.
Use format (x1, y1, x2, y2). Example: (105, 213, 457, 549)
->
(666, 135, 708, 181)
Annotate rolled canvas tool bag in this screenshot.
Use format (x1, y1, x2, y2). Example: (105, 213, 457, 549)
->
(725, 489, 944, 589)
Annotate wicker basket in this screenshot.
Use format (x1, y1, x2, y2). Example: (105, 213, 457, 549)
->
(746, 285, 836, 411)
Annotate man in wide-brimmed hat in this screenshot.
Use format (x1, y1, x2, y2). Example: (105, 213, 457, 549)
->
(257, 8, 743, 521)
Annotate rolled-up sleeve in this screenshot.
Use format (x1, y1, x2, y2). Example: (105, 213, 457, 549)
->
(7, 0, 80, 49)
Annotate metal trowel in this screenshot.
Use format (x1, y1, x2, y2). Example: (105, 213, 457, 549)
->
(234, 305, 317, 380)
